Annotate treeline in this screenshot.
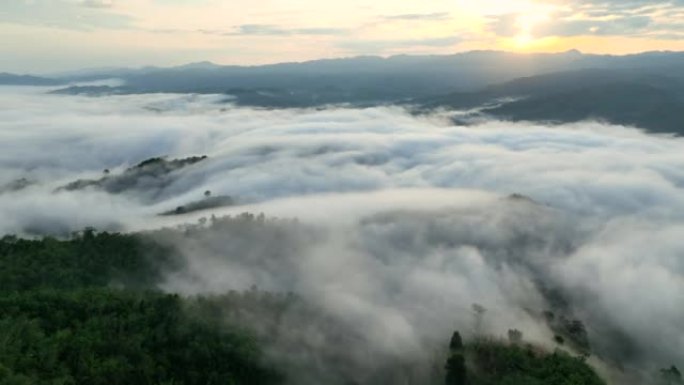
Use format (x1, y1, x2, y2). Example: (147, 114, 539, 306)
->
(0, 231, 173, 291)
(445, 330, 605, 385)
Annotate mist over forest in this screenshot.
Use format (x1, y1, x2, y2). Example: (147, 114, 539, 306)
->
(5, 0, 684, 383)
(0, 76, 682, 385)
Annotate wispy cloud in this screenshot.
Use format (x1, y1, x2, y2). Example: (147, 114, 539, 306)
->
(487, 0, 684, 40)
(489, 13, 654, 38)
(382, 12, 451, 21)
(80, 0, 114, 9)
(0, 0, 133, 30)
(221, 24, 348, 37)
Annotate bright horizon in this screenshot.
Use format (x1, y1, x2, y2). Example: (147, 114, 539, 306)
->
(3, 0, 684, 73)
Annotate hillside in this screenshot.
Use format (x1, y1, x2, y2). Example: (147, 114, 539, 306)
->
(418, 69, 684, 135)
(487, 83, 684, 134)
(0, 216, 617, 385)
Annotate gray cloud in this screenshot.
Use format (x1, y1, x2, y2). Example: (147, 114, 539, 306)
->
(551, 15, 653, 36)
(492, 14, 653, 38)
(0, 0, 134, 30)
(488, 0, 683, 39)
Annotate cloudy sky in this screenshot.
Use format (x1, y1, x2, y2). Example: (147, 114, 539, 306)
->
(2, 0, 684, 73)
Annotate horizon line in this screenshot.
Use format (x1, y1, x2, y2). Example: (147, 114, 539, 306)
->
(7, 48, 684, 76)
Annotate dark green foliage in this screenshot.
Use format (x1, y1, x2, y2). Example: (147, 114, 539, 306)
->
(129, 156, 208, 172)
(442, 330, 604, 385)
(466, 338, 606, 385)
(661, 366, 683, 385)
(450, 331, 464, 351)
(0, 231, 176, 291)
(507, 330, 523, 345)
(446, 331, 467, 385)
(543, 312, 591, 356)
(445, 353, 467, 385)
(161, 195, 235, 216)
(0, 217, 612, 385)
(134, 156, 167, 168)
(58, 155, 208, 196)
(0, 289, 279, 385)
(0, 228, 279, 385)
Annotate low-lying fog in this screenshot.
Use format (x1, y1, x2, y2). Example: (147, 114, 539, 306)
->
(1, 87, 682, 384)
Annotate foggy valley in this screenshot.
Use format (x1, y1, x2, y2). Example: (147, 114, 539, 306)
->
(1, 80, 683, 384)
(2, 1, 684, 382)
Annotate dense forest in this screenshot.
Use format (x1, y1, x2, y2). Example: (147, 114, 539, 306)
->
(0, 216, 674, 384)
(0, 228, 279, 385)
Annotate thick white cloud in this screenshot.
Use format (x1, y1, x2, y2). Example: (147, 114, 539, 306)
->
(1, 87, 683, 383)
(4, 87, 682, 219)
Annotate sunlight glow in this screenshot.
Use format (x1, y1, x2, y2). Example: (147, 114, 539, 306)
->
(2, 0, 683, 72)
(513, 8, 552, 48)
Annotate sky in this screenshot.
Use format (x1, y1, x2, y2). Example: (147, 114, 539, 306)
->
(2, 0, 684, 73)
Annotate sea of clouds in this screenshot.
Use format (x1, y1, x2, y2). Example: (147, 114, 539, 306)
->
(1, 87, 683, 384)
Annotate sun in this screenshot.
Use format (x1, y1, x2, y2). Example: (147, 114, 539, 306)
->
(469, 1, 559, 50)
(514, 33, 534, 48)
(513, 11, 551, 48)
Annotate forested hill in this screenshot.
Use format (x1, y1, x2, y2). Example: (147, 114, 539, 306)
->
(0, 215, 647, 385)
(0, 229, 280, 385)
(416, 69, 684, 135)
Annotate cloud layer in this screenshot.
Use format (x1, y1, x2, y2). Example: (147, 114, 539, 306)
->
(1, 87, 683, 383)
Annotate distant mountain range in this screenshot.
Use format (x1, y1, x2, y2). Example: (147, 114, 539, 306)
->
(0, 73, 66, 86)
(2, 50, 684, 134)
(418, 68, 684, 134)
